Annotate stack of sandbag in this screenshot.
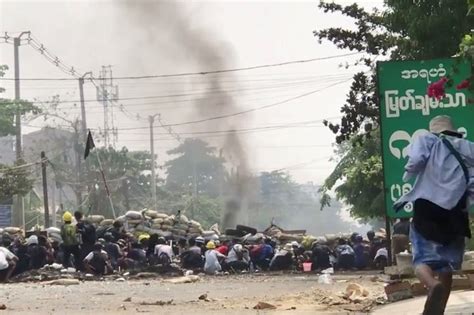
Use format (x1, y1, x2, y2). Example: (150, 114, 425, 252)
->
(100, 219, 114, 227)
(87, 215, 105, 225)
(46, 227, 62, 243)
(3, 226, 24, 239)
(124, 210, 146, 232)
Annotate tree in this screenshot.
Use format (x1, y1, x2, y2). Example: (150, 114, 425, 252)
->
(164, 139, 226, 198)
(319, 131, 384, 219)
(82, 147, 156, 218)
(0, 65, 40, 203)
(315, 1, 470, 218)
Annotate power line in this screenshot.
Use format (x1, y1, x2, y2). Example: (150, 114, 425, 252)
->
(157, 77, 352, 128)
(1, 75, 352, 105)
(0, 52, 362, 81)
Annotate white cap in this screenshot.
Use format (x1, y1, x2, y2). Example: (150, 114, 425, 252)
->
(26, 235, 38, 246)
(429, 115, 462, 135)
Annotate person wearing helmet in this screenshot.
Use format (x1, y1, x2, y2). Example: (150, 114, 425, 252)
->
(204, 241, 226, 275)
(190, 237, 204, 255)
(224, 243, 250, 272)
(60, 211, 82, 271)
(83, 242, 112, 276)
(26, 235, 47, 270)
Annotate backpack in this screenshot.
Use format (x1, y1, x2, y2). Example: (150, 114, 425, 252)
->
(79, 222, 97, 245)
(61, 224, 78, 246)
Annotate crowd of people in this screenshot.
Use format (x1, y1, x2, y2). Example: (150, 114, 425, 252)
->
(0, 210, 393, 282)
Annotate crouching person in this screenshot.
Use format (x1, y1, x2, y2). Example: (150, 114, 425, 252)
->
(83, 243, 113, 276)
(154, 237, 173, 266)
(223, 244, 250, 272)
(269, 243, 294, 271)
(0, 245, 18, 282)
(204, 241, 226, 275)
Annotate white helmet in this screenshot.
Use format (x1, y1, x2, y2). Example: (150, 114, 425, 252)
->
(195, 236, 205, 244)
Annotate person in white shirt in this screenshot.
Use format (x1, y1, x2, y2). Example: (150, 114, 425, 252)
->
(225, 244, 250, 272)
(203, 241, 226, 275)
(0, 246, 18, 282)
(83, 243, 112, 275)
(154, 237, 173, 265)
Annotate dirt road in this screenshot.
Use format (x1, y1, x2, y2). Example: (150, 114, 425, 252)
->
(0, 273, 386, 314)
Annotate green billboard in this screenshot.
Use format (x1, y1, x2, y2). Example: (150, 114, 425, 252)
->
(377, 58, 472, 218)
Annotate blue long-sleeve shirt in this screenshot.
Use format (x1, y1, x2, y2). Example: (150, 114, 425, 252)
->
(394, 132, 474, 211)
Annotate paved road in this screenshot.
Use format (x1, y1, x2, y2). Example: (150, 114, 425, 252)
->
(373, 290, 474, 315)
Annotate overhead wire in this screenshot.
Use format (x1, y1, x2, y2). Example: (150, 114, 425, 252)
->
(0, 51, 362, 81)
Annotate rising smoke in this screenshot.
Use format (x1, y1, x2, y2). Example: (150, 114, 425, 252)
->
(117, 0, 252, 228)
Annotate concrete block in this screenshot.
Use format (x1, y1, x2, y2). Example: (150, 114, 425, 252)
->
(385, 281, 413, 302)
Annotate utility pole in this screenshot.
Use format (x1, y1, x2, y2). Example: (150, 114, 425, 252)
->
(41, 151, 50, 228)
(78, 72, 92, 141)
(96, 66, 118, 148)
(13, 31, 30, 227)
(149, 114, 159, 210)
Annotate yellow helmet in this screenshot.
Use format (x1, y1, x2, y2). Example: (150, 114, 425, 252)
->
(206, 241, 216, 249)
(63, 211, 73, 222)
(138, 234, 150, 243)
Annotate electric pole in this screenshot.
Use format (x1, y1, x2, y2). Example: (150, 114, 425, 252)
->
(149, 114, 159, 210)
(78, 72, 92, 141)
(96, 66, 118, 148)
(41, 152, 50, 228)
(13, 31, 30, 227)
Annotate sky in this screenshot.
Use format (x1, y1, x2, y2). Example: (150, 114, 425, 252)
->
(0, 0, 384, 185)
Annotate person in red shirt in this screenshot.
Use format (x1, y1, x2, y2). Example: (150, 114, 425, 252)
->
(216, 240, 230, 256)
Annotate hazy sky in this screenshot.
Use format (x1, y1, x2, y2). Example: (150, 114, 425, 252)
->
(0, 0, 383, 184)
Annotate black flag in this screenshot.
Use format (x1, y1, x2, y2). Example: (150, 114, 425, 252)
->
(84, 131, 96, 159)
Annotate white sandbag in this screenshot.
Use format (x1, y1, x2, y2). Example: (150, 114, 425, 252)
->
(116, 216, 126, 223)
(0, 228, 3, 234)
(177, 214, 189, 224)
(324, 234, 337, 242)
(4, 227, 21, 234)
(151, 224, 163, 230)
(100, 219, 114, 226)
(161, 224, 173, 231)
(188, 220, 202, 228)
(144, 210, 158, 218)
(210, 223, 220, 235)
(125, 210, 142, 220)
(155, 213, 170, 219)
(49, 231, 61, 238)
(88, 215, 105, 224)
(188, 228, 203, 235)
(202, 230, 216, 237)
(163, 219, 174, 226)
(46, 227, 61, 234)
(152, 218, 164, 225)
(127, 219, 143, 225)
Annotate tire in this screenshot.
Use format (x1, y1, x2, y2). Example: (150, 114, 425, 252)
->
(236, 224, 257, 235)
(225, 229, 246, 237)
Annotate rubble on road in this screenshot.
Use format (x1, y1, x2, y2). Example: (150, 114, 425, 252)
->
(164, 275, 200, 284)
(253, 301, 277, 310)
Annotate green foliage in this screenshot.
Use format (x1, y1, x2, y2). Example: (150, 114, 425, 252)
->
(319, 132, 384, 219)
(315, 0, 470, 219)
(0, 161, 35, 201)
(0, 65, 39, 200)
(164, 138, 226, 198)
(316, 0, 470, 143)
(84, 147, 155, 217)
